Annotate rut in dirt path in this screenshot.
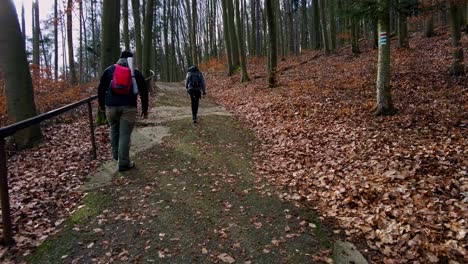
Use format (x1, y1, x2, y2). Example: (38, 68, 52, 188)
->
(24, 82, 362, 264)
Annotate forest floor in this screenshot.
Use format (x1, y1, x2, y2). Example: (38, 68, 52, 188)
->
(14, 83, 362, 263)
(204, 30, 467, 263)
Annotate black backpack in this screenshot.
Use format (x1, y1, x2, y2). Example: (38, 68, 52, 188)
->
(189, 72, 202, 90)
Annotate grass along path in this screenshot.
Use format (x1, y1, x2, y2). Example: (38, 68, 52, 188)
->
(24, 83, 357, 263)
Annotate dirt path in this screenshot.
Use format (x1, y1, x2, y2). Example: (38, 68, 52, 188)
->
(24, 83, 363, 263)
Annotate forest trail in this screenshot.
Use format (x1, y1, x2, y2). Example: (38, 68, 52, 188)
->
(24, 82, 367, 263)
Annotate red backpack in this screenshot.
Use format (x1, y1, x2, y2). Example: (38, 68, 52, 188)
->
(111, 64, 132, 95)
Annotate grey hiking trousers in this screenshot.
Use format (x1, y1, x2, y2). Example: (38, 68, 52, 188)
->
(106, 106, 137, 167)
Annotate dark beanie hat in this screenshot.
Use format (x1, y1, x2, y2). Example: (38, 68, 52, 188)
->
(120, 51, 133, 58)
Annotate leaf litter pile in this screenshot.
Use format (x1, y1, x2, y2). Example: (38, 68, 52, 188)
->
(206, 31, 467, 263)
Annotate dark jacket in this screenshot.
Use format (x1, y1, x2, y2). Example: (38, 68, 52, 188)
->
(185, 66, 206, 94)
(98, 64, 148, 113)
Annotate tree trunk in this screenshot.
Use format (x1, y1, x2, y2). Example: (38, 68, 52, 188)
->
(123, 0, 130, 51)
(191, 0, 198, 66)
(235, 0, 249, 82)
(312, 0, 321, 49)
(300, 0, 308, 51)
(91, 0, 97, 78)
(97, 0, 121, 125)
(397, 0, 409, 48)
(79, 0, 83, 83)
(449, 2, 465, 76)
(0, 0, 42, 148)
(373, 18, 379, 49)
(265, 0, 277, 87)
(21, 3, 26, 44)
(319, 0, 330, 54)
(425, 15, 435, 38)
(185, 0, 193, 66)
(221, 0, 234, 75)
(375, 0, 395, 116)
(329, 0, 337, 50)
(32, 0, 40, 66)
(131, 0, 143, 68)
(250, 0, 257, 56)
(285, 0, 294, 55)
(142, 0, 155, 77)
(67, 0, 78, 85)
(162, 0, 170, 81)
(227, 0, 240, 69)
(82, 0, 89, 82)
(54, 0, 59, 79)
(351, 18, 360, 55)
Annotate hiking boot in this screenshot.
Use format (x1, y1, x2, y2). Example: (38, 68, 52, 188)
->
(193, 118, 197, 123)
(118, 161, 135, 172)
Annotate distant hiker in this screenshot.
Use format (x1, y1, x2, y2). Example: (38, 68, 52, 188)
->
(185, 65, 206, 123)
(98, 51, 148, 172)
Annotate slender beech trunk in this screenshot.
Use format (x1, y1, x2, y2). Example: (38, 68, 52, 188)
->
(79, 0, 83, 83)
(191, 0, 198, 66)
(250, 0, 256, 56)
(319, 0, 330, 54)
(131, 0, 143, 68)
(32, 1, 40, 66)
(300, 0, 308, 51)
(425, 15, 435, 37)
(235, 0, 249, 82)
(265, 0, 277, 87)
(142, 0, 155, 78)
(91, 0, 97, 77)
(227, 0, 240, 69)
(351, 18, 360, 54)
(312, 0, 321, 49)
(397, 0, 409, 48)
(82, 1, 89, 82)
(449, 2, 465, 76)
(0, 0, 42, 148)
(21, 3, 26, 44)
(375, 0, 395, 116)
(185, 0, 193, 66)
(123, 0, 130, 51)
(329, 0, 336, 50)
(67, 0, 78, 85)
(98, 0, 121, 125)
(221, 0, 234, 75)
(54, 0, 59, 79)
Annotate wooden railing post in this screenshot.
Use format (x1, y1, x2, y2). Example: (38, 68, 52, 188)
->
(0, 138, 13, 246)
(87, 102, 97, 160)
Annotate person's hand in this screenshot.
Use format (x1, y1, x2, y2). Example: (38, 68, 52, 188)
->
(141, 111, 148, 119)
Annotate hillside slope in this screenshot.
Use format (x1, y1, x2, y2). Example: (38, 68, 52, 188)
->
(205, 31, 467, 263)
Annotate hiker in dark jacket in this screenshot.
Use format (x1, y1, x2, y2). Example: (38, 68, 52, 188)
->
(185, 65, 206, 123)
(98, 51, 148, 172)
